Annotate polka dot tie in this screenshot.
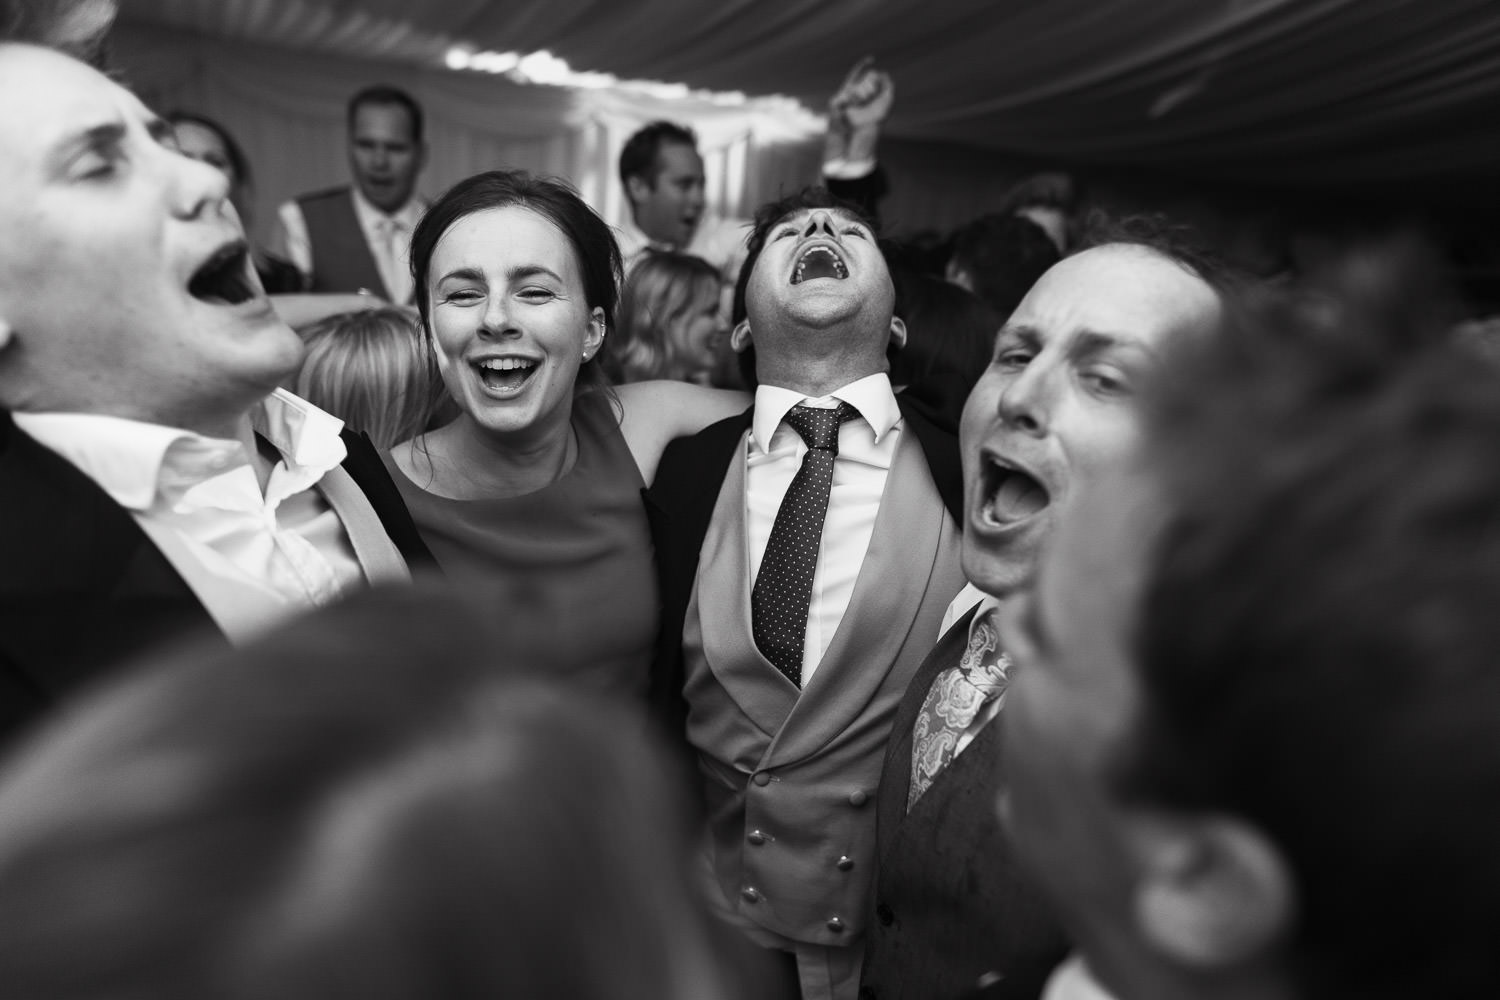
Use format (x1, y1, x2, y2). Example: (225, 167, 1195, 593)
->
(752, 402, 859, 687)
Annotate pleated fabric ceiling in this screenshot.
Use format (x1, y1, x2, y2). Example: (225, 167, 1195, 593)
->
(118, 0, 1500, 196)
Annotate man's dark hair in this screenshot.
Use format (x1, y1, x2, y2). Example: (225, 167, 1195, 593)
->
(617, 120, 697, 190)
(1120, 240, 1500, 999)
(1072, 210, 1239, 298)
(729, 186, 883, 388)
(347, 83, 424, 143)
(948, 213, 1060, 319)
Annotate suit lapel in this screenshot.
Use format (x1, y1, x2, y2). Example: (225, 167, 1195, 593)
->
(317, 463, 410, 585)
(694, 438, 801, 734)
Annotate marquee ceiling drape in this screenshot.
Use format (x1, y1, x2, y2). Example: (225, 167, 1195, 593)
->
(118, 0, 1500, 196)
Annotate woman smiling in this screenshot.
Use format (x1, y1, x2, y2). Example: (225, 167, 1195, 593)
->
(385, 171, 746, 699)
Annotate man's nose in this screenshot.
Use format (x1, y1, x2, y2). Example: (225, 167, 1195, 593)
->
(802, 211, 836, 239)
(997, 364, 1052, 437)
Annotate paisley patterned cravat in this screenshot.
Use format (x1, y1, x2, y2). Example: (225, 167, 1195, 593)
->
(908, 607, 1011, 810)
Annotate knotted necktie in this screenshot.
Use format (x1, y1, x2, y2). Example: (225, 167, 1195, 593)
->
(376, 217, 411, 304)
(751, 402, 859, 687)
(908, 607, 1012, 809)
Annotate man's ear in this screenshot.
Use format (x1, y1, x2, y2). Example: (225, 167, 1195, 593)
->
(417, 140, 430, 173)
(730, 319, 753, 354)
(1126, 812, 1294, 969)
(0, 318, 12, 353)
(888, 315, 908, 351)
(625, 175, 652, 208)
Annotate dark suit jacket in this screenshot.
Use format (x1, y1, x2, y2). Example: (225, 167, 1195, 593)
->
(860, 607, 1069, 1000)
(643, 392, 963, 745)
(0, 410, 433, 745)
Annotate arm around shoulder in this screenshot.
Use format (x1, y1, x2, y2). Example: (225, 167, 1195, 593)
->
(616, 381, 750, 485)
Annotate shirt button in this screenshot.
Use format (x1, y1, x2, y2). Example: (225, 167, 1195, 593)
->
(748, 830, 767, 846)
(827, 916, 846, 933)
(837, 855, 855, 871)
(753, 772, 772, 787)
(848, 789, 868, 807)
(876, 902, 894, 926)
(741, 886, 762, 903)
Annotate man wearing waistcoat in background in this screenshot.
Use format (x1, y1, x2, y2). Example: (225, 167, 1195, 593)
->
(646, 185, 965, 1000)
(275, 85, 428, 302)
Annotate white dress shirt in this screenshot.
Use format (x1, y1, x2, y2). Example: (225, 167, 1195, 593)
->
(275, 188, 425, 303)
(746, 373, 902, 684)
(13, 390, 363, 642)
(616, 211, 751, 285)
(941, 581, 989, 637)
(1041, 955, 1119, 1000)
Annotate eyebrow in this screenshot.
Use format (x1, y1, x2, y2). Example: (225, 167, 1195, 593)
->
(1070, 329, 1160, 363)
(47, 121, 125, 174)
(436, 264, 564, 285)
(508, 264, 564, 283)
(995, 324, 1159, 363)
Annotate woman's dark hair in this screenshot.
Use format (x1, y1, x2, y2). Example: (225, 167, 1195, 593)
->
(409, 170, 622, 395)
(164, 110, 252, 189)
(888, 266, 1000, 427)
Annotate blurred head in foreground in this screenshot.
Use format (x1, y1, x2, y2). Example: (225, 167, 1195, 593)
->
(999, 239, 1500, 1000)
(0, 586, 750, 1000)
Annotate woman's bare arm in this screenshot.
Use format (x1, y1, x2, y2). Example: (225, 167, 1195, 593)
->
(615, 381, 750, 484)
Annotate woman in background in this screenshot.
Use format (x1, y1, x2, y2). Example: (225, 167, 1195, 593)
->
(606, 250, 734, 386)
(386, 170, 747, 700)
(167, 111, 304, 294)
(292, 307, 439, 449)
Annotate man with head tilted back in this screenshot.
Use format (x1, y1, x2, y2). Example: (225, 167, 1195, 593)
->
(645, 185, 964, 1000)
(0, 41, 427, 744)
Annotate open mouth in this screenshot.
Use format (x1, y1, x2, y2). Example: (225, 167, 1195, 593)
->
(188, 242, 258, 306)
(979, 458, 1050, 527)
(474, 357, 539, 393)
(791, 245, 849, 284)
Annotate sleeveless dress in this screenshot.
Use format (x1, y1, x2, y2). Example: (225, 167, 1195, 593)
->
(382, 392, 659, 701)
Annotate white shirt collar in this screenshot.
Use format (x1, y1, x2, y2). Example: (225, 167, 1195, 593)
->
(12, 389, 347, 512)
(968, 592, 1002, 639)
(616, 214, 679, 259)
(751, 372, 901, 454)
(350, 186, 425, 238)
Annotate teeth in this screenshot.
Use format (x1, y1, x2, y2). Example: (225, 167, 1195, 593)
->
(476, 358, 537, 371)
(792, 245, 849, 284)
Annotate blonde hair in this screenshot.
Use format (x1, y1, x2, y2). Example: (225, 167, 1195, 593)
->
(293, 308, 438, 449)
(608, 251, 723, 384)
